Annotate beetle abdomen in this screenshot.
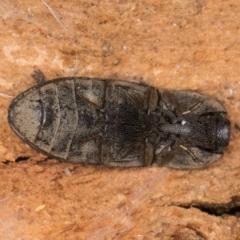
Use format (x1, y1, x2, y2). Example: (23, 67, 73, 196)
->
(8, 78, 158, 167)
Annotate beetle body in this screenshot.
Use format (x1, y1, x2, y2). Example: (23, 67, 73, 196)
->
(8, 77, 230, 169)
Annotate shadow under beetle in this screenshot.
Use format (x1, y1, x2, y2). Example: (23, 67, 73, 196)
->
(8, 71, 230, 169)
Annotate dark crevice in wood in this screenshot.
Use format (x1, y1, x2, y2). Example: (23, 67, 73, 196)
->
(15, 156, 30, 162)
(177, 196, 240, 217)
(2, 160, 11, 165)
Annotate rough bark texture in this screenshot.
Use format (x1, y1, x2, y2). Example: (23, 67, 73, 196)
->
(0, 0, 239, 239)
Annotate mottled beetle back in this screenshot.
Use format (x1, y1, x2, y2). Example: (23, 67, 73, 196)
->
(8, 77, 230, 169)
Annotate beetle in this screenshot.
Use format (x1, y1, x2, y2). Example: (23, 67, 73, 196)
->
(8, 70, 230, 169)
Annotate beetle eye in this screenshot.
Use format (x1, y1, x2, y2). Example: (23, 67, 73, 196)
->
(217, 118, 230, 147)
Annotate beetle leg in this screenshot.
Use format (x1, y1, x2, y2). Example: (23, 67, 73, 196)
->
(31, 69, 47, 84)
(103, 141, 153, 167)
(155, 142, 179, 166)
(68, 133, 102, 164)
(125, 88, 149, 111)
(122, 141, 153, 166)
(179, 145, 201, 163)
(155, 143, 202, 167)
(75, 90, 102, 110)
(161, 90, 182, 116)
(162, 91, 204, 116)
(70, 133, 101, 151)
(117, 142, 142, 160)
(145, 141, 154, 166)
(182, 102, 203, 115)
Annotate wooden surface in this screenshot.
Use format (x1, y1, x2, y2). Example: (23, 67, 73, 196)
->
(0, 0, 239, 239)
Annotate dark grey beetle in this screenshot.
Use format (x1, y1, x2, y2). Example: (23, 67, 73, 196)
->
(8, 71, 230, 169)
